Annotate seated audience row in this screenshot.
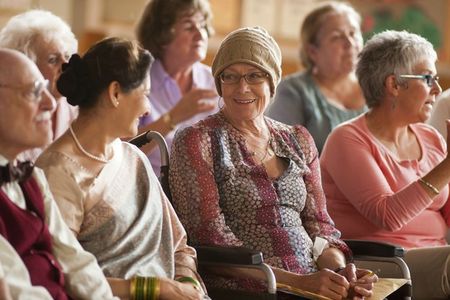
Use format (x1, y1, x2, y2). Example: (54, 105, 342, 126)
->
(0, 16, 376, 300)
(2, 1, 450, 300)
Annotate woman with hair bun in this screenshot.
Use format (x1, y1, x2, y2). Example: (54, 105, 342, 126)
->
(36, 37, 207, 300)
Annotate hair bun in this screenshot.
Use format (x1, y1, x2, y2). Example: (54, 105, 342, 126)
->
(57, 54, 90, 106)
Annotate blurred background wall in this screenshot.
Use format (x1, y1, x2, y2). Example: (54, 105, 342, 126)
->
(0, 0, 449, 89)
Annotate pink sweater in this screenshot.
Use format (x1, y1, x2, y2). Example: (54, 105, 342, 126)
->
(320, 114, 450, 249)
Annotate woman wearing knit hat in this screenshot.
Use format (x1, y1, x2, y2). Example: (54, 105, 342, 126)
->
(170, 26, 376, 299)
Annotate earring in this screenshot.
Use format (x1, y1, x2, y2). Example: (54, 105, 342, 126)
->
(218, 97, 224, 110)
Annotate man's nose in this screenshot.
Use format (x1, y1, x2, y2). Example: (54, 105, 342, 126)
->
(39, 88, 56, 114)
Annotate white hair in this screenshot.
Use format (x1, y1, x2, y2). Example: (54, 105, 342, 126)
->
(0, 9, 77, 62)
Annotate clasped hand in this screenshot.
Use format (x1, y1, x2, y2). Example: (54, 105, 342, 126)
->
(304, 263, 377, 300)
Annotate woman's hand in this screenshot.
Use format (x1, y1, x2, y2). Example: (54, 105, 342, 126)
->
(0, 278, 12, 300)
(170, 88, 217, 125)
(299, 269, 350, 300)
(159, 278, 205, 300)
(337, 264, 378, 299)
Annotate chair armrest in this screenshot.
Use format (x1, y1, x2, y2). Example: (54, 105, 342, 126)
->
(196, 246, 264, 265)
(345, 239, 405, 257)
(196, 246, 277, 295)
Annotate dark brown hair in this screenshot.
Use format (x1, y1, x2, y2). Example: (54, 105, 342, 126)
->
(57, 37, 153, 109)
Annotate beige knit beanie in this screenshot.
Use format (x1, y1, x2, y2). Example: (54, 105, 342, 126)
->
(211, 26, 282, 97)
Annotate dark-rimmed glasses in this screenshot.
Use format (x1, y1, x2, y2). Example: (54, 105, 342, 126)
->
(0, 79, 50, 103)
(220, 72, 269, 85)
(398, 74, 439, 87)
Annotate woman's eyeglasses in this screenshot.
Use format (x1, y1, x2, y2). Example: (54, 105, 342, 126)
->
(220, 72, 269, 85)
(398, 74, 439, 87)
(0, 79, 49, 103)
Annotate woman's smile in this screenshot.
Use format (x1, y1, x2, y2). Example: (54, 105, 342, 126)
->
(233, 97, 256, 104)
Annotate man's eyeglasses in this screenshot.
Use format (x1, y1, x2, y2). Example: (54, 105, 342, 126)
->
(398, 74, 439, 87)
(0, 79, 50, 103)
(220, 72, 269, 85)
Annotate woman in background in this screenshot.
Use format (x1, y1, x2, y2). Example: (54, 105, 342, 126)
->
(266, 1, 366, 153)
(136, 0, 218, 174)
(37, 37, 206, 300)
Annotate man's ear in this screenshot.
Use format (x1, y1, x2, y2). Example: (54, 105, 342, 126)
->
(107, 81, 121, 107)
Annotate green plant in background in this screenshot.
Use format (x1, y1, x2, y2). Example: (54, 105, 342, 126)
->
(362, 6, 441, 49)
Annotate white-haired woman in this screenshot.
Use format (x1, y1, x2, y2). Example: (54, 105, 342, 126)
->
(320, 30, 450, 299)
(0, 9, 78, 161)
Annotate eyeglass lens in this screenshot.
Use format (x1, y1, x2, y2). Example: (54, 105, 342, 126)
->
(221, 72, 267, 84)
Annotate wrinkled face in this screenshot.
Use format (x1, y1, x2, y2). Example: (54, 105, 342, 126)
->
(396, 58, 442, 123)
(164, 11, 208, 65)
(221, 63, 271, 122)
(34, 35, 73, 100)
(309, 12, 362, 76)
(117, 75, 151, 138)
(0, 57, 56, 156)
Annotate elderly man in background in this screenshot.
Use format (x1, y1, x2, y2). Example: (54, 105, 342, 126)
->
(0, 49, 116, 299)
(0, 9, 78, 161)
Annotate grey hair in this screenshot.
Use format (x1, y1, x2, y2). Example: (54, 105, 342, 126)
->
(0, 9, 77, 62)
(356, 30, 436, 108)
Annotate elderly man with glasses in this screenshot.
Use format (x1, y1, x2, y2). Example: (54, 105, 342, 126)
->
(0, 49, 117, 299)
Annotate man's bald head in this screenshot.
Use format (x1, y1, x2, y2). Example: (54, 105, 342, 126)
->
(0, 48, 56, 160)
(0, 49, 40, 86)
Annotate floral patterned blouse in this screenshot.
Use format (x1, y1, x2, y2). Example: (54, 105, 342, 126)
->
(170, 111, 350, 279)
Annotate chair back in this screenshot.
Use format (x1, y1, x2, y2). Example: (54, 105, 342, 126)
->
(128, 130, 171, 200)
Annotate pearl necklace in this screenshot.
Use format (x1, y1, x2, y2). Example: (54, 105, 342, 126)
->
(69, 125, 112, 163)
